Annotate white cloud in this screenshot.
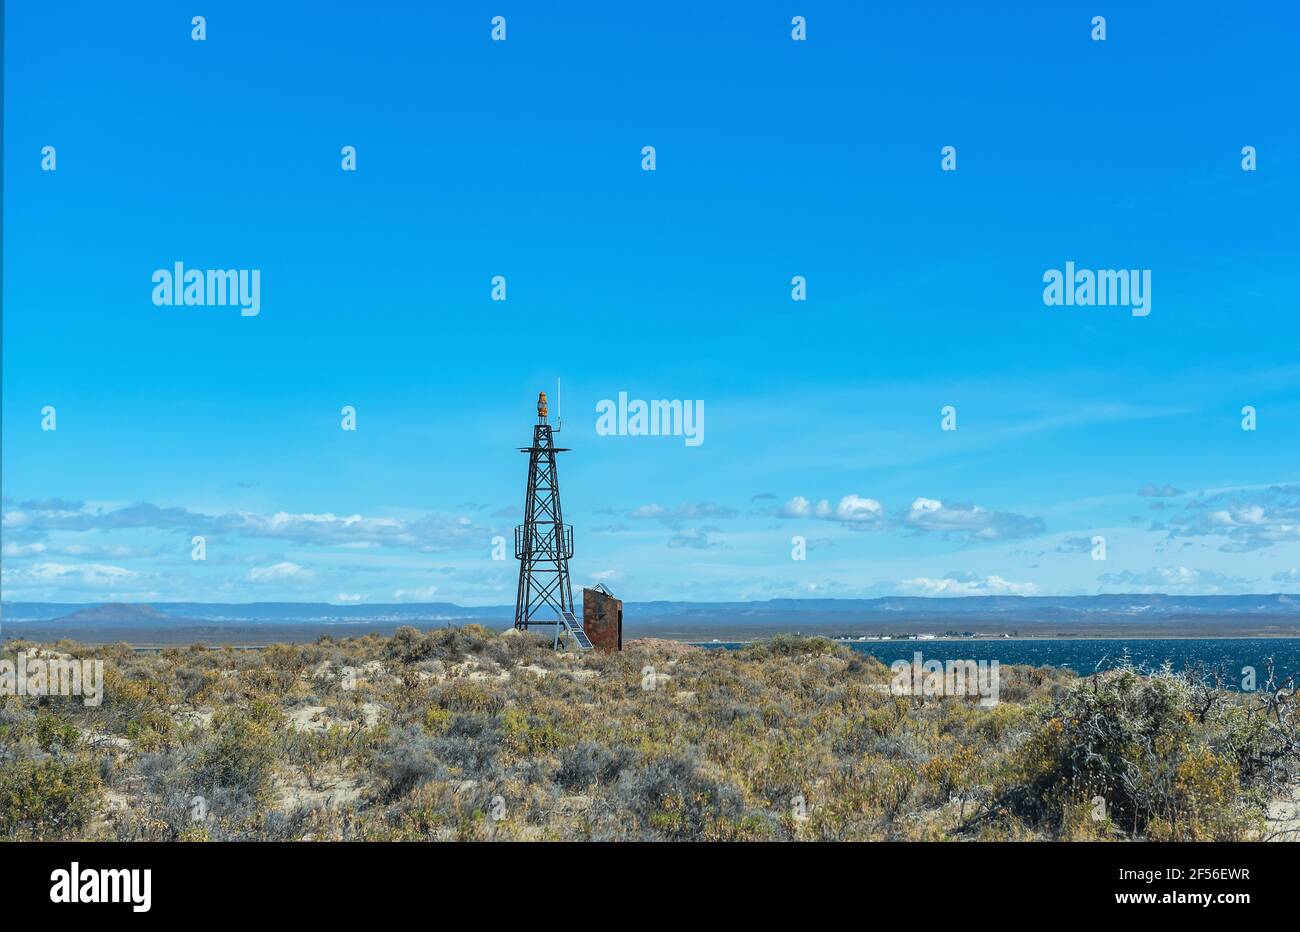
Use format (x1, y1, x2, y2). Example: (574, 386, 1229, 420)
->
(2, 542, 47, 557)
(902, 573, 1039, 596)
(834, 494, 885, 524)
(780, 494, 884, 527)
(628, 504, 667, 519)
(1, 500, 489, 553)
(622, 502, 738, 524)
(1, 561, 141, 587)
(393, 585, 439, 601)
(780, 493, 811, 517)
(780, 494, 1038, 539)
(667, 528, 716, 549)
(1161, 485, 1300, 552)
(902, 497, 1045, 541)
(780, 496, 814, 517)
(1097, 566, 1252, 592)
(247, 561, 313, 582)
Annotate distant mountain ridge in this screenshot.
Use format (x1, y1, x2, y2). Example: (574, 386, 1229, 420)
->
(25, 603, 211, 626)
(3, 594, 1298, 626)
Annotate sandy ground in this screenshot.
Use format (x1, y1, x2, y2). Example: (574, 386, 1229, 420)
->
(1265, 784, 1300, 841)
(624, 637, 703, 654)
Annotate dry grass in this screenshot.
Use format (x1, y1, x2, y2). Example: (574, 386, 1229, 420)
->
(2, 628, 1295, 841)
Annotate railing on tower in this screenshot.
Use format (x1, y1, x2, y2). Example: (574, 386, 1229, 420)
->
(514, 523, 573, 560)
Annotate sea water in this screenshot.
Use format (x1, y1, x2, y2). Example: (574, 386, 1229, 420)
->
(700, 638, 1300, 689)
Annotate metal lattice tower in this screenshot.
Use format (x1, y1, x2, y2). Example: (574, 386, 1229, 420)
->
(514, 391, 582, 645)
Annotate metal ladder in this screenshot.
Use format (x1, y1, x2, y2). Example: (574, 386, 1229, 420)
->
(557, 611, 593, 650)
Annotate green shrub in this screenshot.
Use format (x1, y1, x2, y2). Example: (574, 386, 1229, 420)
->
(0, 756, 102, 839)
(191, 708, 279, 804)
(992, 665, 1280, 840)
(739, 634, 845, 660)
(616, 752, 749, 840)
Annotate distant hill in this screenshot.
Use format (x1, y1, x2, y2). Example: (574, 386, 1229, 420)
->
(623, 594, 1300, 618)
(3, 594, 1298, 625)
(32, 603, 210, 627)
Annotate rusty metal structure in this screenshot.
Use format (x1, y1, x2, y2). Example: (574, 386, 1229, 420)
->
(582, 584, 623, 651)
(514, 391, 592, 650)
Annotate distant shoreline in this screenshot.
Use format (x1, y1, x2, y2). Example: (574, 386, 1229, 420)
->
(4, 595, 1298, 647)
(694, 634, 1300, 645)
(5, 627, 1300, 650)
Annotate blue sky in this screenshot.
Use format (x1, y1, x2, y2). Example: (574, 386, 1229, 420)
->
(3, 1, 1299, 604)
